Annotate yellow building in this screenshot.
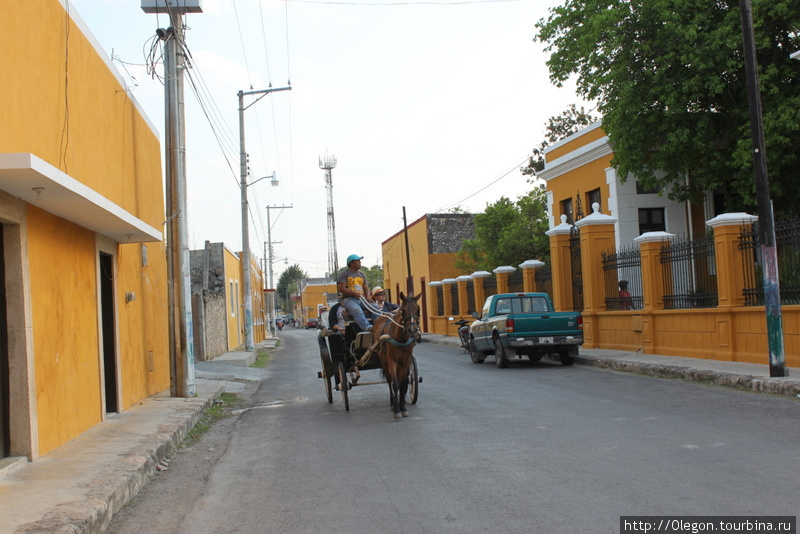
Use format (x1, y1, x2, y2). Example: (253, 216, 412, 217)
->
(381, 214, 475, 332)
(190, 243, 266, 359)
(299, 278, 338, 323)
(0, 1, 171, 459)
(540, 121, 714, 248)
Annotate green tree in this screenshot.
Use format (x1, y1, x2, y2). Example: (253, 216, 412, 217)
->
(456, 186, 550, 273)
(535, 0, 800, 211)
(521, 104, 597, 178)
(277, 264, 307, 312)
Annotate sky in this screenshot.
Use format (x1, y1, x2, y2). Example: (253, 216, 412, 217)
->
(69, 0, 585, 282)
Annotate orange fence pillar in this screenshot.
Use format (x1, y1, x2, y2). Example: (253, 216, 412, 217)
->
(493, 266, 515, 294)
(634, 232, 673, 312)
(575, 204, 617, 313)
(575, 204, 618, 348)
(456, 275, 472, 316)
(520, 259, 545, 293)
(708, 213, 758, 309)
(441, 278, 455, 319)
(546, 215, 573, 312)
(633, 231, 674, 354)
(471, 271, 491, 313)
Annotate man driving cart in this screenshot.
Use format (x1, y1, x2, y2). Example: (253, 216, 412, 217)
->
(336, 254, 372, 332)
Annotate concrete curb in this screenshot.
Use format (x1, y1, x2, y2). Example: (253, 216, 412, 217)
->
(574, 355, 800, 397)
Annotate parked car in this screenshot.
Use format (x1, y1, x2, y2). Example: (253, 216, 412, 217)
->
(469, 292, 583, 367)
(305, 318, 319, 329)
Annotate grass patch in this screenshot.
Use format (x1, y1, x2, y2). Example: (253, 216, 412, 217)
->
(185, 392, 240, 443)
(252, 348, 271, 368)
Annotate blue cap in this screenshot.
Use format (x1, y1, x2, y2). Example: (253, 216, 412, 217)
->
(346, 254, 363, 265)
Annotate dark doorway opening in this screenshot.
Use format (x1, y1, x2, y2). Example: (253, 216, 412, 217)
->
(99, 253, 118, 413)
(0, 227, 10, 457)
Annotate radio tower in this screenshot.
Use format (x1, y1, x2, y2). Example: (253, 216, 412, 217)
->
(320, 154, 339, 277)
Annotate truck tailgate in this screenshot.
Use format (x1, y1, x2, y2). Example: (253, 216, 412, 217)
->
(512, 313, 580, 336)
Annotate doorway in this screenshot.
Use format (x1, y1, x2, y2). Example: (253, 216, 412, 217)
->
(0, 227, 9, 457)
(99, 252, 118, 413)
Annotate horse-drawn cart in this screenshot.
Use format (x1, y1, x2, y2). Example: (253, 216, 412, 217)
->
(316, 295, 422, 415)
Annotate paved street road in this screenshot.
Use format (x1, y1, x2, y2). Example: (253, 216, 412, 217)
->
(108, 328, 799, 534)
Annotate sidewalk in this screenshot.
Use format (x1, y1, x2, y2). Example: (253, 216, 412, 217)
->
(0, 338, 278, 534)
(1, 335, 797, 534)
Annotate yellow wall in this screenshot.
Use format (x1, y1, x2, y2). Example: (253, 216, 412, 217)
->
(116, 240, 170, 407)
(546, 125, 606, 162)
(549, 156, 614, 220)
(223, 248, 242, 350)
(0, 1, 169, 456)
(301, 283, 337, 320)
(27, 209, 101, 454)
(382, 216, 431, 300)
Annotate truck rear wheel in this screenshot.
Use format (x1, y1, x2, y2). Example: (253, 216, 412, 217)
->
(493, 336, 509, 368)
(559, 347, 577, 366)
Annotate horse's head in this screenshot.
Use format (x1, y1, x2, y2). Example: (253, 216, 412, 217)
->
(397, 291, 421, 339)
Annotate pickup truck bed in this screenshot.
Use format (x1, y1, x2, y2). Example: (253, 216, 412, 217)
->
(469, 292, 583, 368)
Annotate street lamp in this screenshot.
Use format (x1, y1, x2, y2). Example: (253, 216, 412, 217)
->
(239, 85, 291, 351)
(266, 205, 292, 337)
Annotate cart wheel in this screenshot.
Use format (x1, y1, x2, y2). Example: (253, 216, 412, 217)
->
(337, 362, 350, 411)
(408, 356, 419, 405)
(322, 366, 333, 403)
(318, 336, 334, 403)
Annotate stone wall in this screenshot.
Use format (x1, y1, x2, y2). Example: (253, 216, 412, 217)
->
(427, 214, 475, 254)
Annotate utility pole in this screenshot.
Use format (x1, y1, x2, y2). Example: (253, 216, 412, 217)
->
(403, 206, 413, 295)
(238, 86, 291, 351)
(320, 154, 339, 278)
(266, 205, 292, 337)
(142, 0, 201, 397)
(738, 0, 786, 377)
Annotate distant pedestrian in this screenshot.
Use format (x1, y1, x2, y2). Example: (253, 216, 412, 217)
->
(618, 280, 632, 310)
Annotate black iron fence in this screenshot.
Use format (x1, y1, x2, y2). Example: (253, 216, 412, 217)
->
(436, 285, 444, 316)
(660, 234, 718, 309)
(466, 279, 476, 314)
(507, 270, 524, 293)
(602, 246, 643, 310)
(739, 217, 800, 306)
(535, 266, 552, 299)
(450, 283, 459, 315)
(570, 227, 584, 312)
(483, 274, 497, 297)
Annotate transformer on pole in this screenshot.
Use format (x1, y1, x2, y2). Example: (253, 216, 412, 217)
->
(320, 154, 338, 277)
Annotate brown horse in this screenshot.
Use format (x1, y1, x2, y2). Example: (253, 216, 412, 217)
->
(372, 291, 421, 419)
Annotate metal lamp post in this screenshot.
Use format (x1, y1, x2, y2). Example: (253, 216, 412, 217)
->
(238, 86, 291, 351)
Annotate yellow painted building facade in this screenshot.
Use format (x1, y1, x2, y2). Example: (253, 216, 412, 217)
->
(300, 279, 338, 322)
(0, 1, 169, 459)
(382, 214, 475, 332)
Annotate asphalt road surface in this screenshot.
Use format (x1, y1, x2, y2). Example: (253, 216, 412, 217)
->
(107, 328, 799, 534)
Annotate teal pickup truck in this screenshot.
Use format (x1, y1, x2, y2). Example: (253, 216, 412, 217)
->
(469, 292, 583, 368)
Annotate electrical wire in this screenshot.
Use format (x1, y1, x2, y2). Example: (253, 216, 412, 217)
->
(285, 0, 524, 4)
(437, 155, 532, 213)
(232, 0, 254, 89)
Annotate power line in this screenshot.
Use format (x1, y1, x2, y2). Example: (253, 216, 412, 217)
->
(438, 155, 532, 213)
(285, 0, 524, 4)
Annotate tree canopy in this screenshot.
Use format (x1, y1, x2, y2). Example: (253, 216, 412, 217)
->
(535, 0, 800, 212)
(521, 104, 597, 178)
(456, 186, 550, 273)
(276, 264, 307, 311)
